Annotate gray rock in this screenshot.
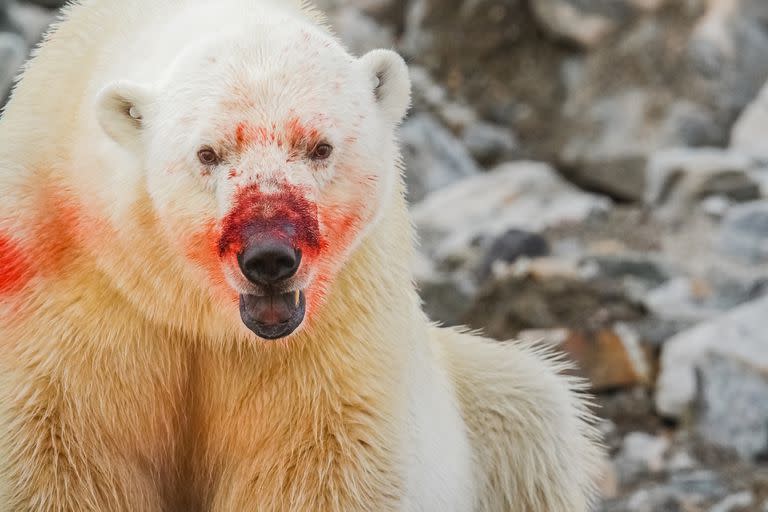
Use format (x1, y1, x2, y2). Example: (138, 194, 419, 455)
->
(732, 80, 768, 162)
(690, 0, 768, 117)
(22, 0, 66, 8)
(0, 31, 26, 103)
(465, 258, 646, 339)
(408, 65, 448, 112)
(709, 492, 755, 512)
(416, 264, 476, 326)
(645, 148, 760, 220)
(412, 161, 611, 265)
(656, 294, 768, 420)
(749, 167, 768, 196)
(613, 432, 670, 485)
(696, 353, 768, 460)
(331, 7, 395, 56)
(9, 0, 56, 46)
(477, 229, 549, 281)
(646, 274, 767, 324)
(461, 121, 518, 167)
(400, 113, 480, 203)
(628, 0, 666, 10)
(600, 470, 729, 512)
(561, 92, 721, 201)
(719, 200, 768, 263)
(701, 196, 732, 219)
(0, 0, 22, 35)
(580, 252, 671, 292)
(529, 0, 626, 48)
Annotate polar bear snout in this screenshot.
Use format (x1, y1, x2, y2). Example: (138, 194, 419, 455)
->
(235, 236, 307, 340)
(237, 239, 301, 286)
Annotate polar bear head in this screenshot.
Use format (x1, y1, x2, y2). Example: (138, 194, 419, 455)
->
(96, 23, 410, 340)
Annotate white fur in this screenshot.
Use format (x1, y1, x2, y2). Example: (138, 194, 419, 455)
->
(0, 1, 603, 510)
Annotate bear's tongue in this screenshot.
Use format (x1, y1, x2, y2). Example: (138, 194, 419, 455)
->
(239, 290, 306, 340)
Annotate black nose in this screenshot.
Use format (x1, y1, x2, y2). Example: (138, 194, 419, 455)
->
(238, 240, 301, 285)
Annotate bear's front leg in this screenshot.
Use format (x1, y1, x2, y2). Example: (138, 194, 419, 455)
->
(0, 357, 182, 512)
(207, 458, 404, 512)
(0, 395, 171, 511)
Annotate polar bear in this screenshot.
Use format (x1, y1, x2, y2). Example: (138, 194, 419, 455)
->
(0, 0, 603, 510)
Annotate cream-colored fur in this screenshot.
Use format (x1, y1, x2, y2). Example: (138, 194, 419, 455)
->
(0, 0, 603, 510)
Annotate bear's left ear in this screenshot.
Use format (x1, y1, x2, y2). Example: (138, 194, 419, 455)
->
(359, 49, 411, 125)
(96, 80, 155, 151)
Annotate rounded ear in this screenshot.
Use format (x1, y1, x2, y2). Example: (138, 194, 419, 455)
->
(96, 80, 154, 150)
(359, 49, 411, 125)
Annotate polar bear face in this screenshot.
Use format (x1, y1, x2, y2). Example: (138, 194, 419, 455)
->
(96, 25, 410, 340)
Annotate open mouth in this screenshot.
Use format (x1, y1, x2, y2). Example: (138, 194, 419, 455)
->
(239, 290, 306, 340)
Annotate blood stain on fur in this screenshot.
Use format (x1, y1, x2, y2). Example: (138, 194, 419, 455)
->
(0, 235, 33, 295)
(218, 183, 325, 261)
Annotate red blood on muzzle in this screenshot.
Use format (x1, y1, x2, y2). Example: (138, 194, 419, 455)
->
(218, 184, 325, 261)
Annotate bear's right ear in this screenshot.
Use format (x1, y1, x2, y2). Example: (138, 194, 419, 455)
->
(96, 80, 154, 150)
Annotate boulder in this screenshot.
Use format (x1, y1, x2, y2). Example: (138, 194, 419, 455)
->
(517, 325, 651, 391)
(477, 228, 549, 281)
(732, 80, 768, 162)
(400, 113, 480, 203)
(599, 470, 729, 512)
(696, 352, 768, 460)
(656, 295, 768, 420)
(613, 432, 670, 485)
(719, 200, 768, 263)
(330, 6, 395, 56)
(465, 257, 645, 339)
(645, 274, 766, 324)
(412, 161, 611, 265)
(560, 91, 722, 201)
(644, 147, 759, 220)
(0, 31, 25, 103)
(529, 0, 626, 48)
(460, 120, 518, 167)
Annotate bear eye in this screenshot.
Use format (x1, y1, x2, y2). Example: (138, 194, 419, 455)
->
(197, 147, 220, 166)
(309, 143, 333, 161)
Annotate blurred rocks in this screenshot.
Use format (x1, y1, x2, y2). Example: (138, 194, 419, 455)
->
(23, 0, 65, 8)
(0, 0, 58, 104)
(466, 258, 646, 339)
(529, 0, 623, 48)
(710, 492, 755, 512)
(331, 6, 395, 56)
(645, 148, 760, 220)
(645, 272, 766, 324)
(560, 91, 724, 201)
(400, 113, 479, 203)
(696, 352, 768, 461)
(0, 31, 25, 102)
(719, 200, 768, 263)
(581, 252, 671, 294)
(599, 470, 731, 511)
(656, 295, 768, 420)
(477, 228, 549, 281)
(460, 120, 519, 167)
(400, 114, 479, 202)
(731, 80, 768, 161)
(518, 326, 651, 391)
(412, 161, 610, 266)
(613, 431, 670, 484)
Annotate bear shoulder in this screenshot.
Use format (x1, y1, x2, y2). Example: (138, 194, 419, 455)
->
(432, 327, 604, 512)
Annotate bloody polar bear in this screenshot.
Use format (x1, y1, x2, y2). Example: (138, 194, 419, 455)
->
(0, 0, 603, 510)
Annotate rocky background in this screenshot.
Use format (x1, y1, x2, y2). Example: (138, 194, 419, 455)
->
(3, 0, 768, 510)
